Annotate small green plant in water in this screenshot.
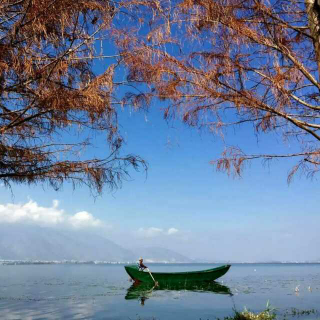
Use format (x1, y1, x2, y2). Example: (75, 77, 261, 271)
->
(222, 302, 276, 320)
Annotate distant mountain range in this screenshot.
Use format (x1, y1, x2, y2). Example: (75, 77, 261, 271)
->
(133, 247, 193, 263)
(0, 224, 192, 263)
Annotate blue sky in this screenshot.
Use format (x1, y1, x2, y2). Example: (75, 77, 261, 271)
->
(1, 0, 319, 263)
(1, 102, 319, 262)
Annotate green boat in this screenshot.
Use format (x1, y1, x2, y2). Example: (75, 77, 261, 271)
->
(124, 264, 231, 284)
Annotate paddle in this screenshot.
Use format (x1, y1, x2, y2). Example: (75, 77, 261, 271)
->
(146, 268, 158, 286)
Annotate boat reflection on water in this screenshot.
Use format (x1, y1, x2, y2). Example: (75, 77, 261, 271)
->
(125, 281, 232, 305)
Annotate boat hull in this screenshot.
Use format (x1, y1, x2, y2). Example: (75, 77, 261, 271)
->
(124, 264, 231, 284)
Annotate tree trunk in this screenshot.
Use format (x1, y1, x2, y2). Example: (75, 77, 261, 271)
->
(306, 0, 320, 78)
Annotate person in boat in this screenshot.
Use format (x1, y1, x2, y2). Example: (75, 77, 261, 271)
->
(138, 258, 148, 271)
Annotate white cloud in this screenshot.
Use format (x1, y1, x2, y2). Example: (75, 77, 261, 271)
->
(0, 200, 103, 229)
(137, 227, 179, 238)
(69, 211, 102, 228)
(167, 227, 179, 235)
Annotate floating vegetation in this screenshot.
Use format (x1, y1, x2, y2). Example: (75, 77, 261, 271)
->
(220, 302, 276, 320)
(285, 308, 318, 317)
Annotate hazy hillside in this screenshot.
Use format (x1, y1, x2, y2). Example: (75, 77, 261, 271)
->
(0, 224, 193, 263)
(0, 224, 135, 262)
(134, 247, 194, 263)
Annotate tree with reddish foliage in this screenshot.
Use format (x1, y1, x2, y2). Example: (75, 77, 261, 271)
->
(2, 0, 320, 192)
(118, 0, 320, 181)
(0, 0, 146, 193)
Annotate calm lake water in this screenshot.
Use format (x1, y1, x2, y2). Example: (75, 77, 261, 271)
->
(0, 263, 319, 319)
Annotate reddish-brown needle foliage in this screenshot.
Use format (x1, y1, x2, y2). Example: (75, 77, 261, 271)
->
(0, 0, 146, 193)
(2, 0, 320, 192)
(117, 0, 320, 181)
